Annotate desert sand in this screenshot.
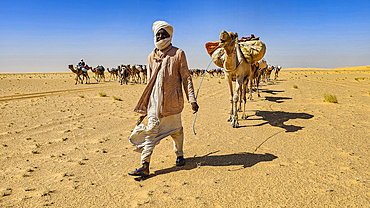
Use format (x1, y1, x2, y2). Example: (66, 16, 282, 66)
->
(0, 67, 369, 207)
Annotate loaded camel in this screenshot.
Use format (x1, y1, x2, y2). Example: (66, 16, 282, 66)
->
(141, 65, 147, 84)
(68, 65, 90, 84)
(218, 30, 256, 128)
(274, 65, 281, 80)
(250, 57, 267, 97)
(135, 64, 147, 84)
(265, 64, 274, 82)
(107, 67, 119, 81)
(119, 65, 130, 85)
(91, 65, 105, 82)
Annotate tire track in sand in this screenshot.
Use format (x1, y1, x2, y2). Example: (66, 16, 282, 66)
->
(0, 85, 135, 102)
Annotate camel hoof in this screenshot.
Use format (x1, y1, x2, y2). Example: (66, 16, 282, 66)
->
(241, 115, 248, 120)
(231, 123, 239, 128)
(231, 120, 239, 128)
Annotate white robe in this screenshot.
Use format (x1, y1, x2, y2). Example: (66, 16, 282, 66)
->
(129, 65, 182, 163)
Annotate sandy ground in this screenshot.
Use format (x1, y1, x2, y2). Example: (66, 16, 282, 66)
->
(0, 67, 369, 207)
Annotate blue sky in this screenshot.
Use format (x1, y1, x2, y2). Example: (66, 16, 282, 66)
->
(1, 0, 369, 73)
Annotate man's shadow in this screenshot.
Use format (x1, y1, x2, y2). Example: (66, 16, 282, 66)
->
(135, 151, 278, 181)
(247, 110, 314, 132)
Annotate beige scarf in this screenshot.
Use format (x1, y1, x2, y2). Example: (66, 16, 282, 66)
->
(134, 45, 172, 115)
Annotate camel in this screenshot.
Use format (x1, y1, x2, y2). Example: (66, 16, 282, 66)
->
(124, 64, 137, 83)
(265, 64, 274, 82)
(91, 65, 105, 82)
(68, 65, 90, 84)
(130, 65, 139, 83)
(107, 67, 119, 81)
(216, 68, 223, 77)
(135, 65, 145, 84)
(207, 69, 217, 77)
(119, 65, 130, 85)
(218, 30, 255, 128)
(81, 66, 91, 84)
(274, 65, 281, 80)
(251, 58, 267, 97)
(141, 65, 147, 84)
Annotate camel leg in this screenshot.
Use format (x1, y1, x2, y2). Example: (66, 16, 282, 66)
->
(247, 76, 253, 100)
(257, 69, 262, 97)
(237, 86, 242, 112)
(226, 74, 233, 122)
(231, 76, 242, 128)
(256, 77, 260, 97)
(241, 78, 248, 119)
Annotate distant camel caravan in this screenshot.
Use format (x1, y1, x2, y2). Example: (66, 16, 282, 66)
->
(68, 65, 90, 84)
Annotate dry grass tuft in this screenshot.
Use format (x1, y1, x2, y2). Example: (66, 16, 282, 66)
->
(78, 94, 84, 98)
(324, 93, 338, 103)
(99, 92, 107, 97)
(293, 85, 298, 89)
(112, 96, 122, 101)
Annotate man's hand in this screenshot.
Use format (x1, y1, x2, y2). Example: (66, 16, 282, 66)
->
(191, 102, 199, 114)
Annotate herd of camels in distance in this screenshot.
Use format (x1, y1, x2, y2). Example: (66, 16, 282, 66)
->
(68, 30, 282, 128)
(67, 62, 280, 86)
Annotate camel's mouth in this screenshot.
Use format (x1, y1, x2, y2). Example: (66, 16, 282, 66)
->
(218, 39, 227, 47)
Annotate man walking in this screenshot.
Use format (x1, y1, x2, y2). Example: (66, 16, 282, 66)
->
(128, 20, 199, 176)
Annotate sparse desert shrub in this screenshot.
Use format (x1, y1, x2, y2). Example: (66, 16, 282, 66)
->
(99, 92, 107, 97)
(354, 77, 365, 81)
(324, 93, 338, 103)
(293, 85, 298, 89)
(2, 188, 12, 196)
(79, 94, 84, 98)
(112, 96, 122, 101)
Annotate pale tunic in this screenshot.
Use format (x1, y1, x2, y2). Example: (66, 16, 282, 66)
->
(129, 64, 182, 163)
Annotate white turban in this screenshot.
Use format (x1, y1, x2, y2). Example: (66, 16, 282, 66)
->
(152, 20, 173, 50)
(152, 20, 173, 37)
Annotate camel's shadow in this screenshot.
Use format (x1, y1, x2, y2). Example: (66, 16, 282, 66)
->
(135, 151, 277, 181)
(260, 89, 285, 95)
(264, 96, 292, 103)
(244, 110, 314, 132)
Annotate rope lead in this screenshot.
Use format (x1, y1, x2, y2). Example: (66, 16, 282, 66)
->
(192, 49, 220, 135)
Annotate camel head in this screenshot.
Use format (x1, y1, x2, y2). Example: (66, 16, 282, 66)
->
(218, 30, 238, 50)
(68, 64, 78, 73)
